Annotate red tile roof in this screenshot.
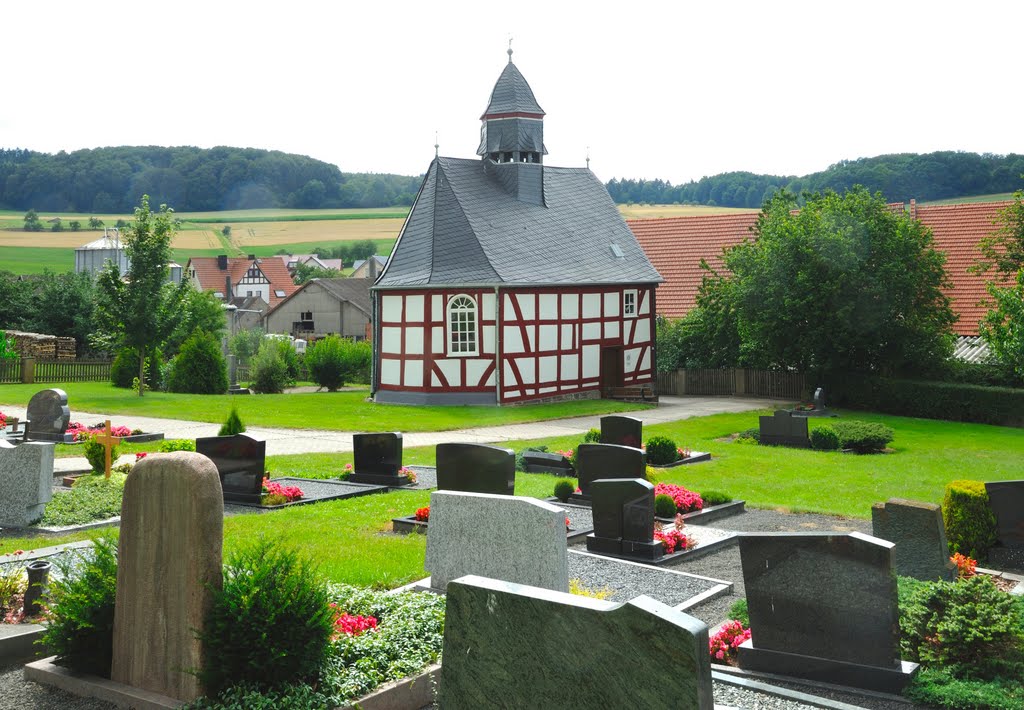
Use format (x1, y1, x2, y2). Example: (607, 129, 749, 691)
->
(186, 256, 298, 309)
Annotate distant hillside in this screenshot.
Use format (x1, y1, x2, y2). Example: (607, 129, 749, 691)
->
(607, 151, 1024, 208)
(0, 146, 422, 213)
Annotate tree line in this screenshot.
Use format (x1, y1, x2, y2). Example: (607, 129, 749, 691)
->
(607, 152, 1024, 208)
(0, 146, 422, 213)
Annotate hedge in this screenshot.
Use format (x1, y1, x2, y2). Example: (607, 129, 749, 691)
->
(823, 373, 1024, 427)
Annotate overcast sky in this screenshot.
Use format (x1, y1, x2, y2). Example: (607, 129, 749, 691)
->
(5, 1, 1021, 186)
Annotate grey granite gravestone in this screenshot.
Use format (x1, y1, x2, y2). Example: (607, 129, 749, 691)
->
(24, 388, 70, 442)
(195, 433, 266, 503)
(0, 440, 54, 527)
(349, 432, 407, 485)
(424, 490, 567, 592)
(440, 575, 713, 710)
(436, 442, 514, 495)
(587, 478, 662, 560)
(872, 498, 956, 581)
(985, 480, 1024, 568)
(575, 443, 646, 496)
(737, 532, 917, 692)
(600, 415, 643, 448)
(759, 410, 809, 447)
(111, 452, 222, 702)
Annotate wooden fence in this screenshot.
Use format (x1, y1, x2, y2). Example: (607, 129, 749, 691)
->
(0, 359, 20, 384)
(657, 368, 807, 400)
(0, 358, 112, 385)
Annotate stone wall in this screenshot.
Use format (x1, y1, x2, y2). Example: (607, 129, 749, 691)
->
(5, 331, 77, 360)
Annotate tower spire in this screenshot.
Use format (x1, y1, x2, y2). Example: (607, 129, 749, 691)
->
(434, 131, 439, 158)
(507, 36, 513, 63)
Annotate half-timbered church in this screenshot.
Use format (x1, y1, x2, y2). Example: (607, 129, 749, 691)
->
(370, 50, 662, 405)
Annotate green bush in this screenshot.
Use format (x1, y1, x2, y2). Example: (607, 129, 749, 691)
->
(943, 480, 998, 560)
(250, 341, 290, 394)
(83, 435, 119, 473)
(198, 539, 336, 696)
(515, 446, 546, 472)
(655, 493, 677, 518)
(809, 425, 840, 451)
(166, 331, 228, 394)
(583, 428, 602, 443)
(700, 490, 733, 506)
(905, 667, 1024, 709)
(110, 347, 163, 390)
(263, 337, 300, 383)
(218, 408, 246, 437)
(304, 335, 369, 392)
(645, 435, 678, 465)
(737, 427, 760, 443)
(41, 473, 127, 526)
(159, 438, 196, 453)
(831, 420, 894, 453)
(554, 479, 575, 502)
(42, 533, 119, 677)
(728, 598, 749, 626)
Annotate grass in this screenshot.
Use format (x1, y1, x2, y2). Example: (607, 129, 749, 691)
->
(0, 247, 75, 274)
(0, 382, 653, 432)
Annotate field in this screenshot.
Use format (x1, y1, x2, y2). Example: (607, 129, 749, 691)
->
(619, 204, 758, 219)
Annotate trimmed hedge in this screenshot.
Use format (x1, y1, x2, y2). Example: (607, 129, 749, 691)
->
(809, 425, 840, 451)
(832, 420, 894, 453)
(942, 480, 998, 560)
(824, 373, 1024, 427)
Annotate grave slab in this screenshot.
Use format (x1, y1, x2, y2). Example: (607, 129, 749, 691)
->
(25, 388, 70, 442)
(435, 442, 514, 495)
(872, 498, 956, 581)
(575, 443, 646, 497)
(759, 410, 809, 448)
(0, 440, 53, 527)
(522, 450, 574, 475)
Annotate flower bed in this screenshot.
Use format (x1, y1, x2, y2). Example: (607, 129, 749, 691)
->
(63, 422, 164, 444)
(654, 483, 703, 514)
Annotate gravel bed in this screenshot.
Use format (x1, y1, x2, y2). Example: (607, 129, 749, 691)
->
(713, 680, 821, 710)
(567, 550, 724, 607)
(0, 664, 114, 710)
(552, 502, 592, 532)
(404, 465, 436, 489)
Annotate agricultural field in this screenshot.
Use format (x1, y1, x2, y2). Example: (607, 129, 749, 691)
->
(618, 204, 759, 219)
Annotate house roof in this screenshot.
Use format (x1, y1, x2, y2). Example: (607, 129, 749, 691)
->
(186, 256, 297, 308)
(76, 235, 125, 250)
(266, 277, 372, 319)
(375, 157, 662, 289)
(480, 60, 545, 118)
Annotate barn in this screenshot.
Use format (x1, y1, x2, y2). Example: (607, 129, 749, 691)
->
(370, 52, 662, 405)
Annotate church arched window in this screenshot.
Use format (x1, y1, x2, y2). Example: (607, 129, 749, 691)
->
(447, 294, 478, 356)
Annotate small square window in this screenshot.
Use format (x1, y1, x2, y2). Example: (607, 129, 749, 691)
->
(623, 290, 638, 318)
(275, 290, 286, 298)
(301, 311, 313, 321)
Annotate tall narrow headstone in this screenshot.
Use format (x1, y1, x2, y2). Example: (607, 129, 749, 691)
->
(575, 443, 646, 496)
(0, 440, 54, 527)
(600, 415, 643, 447)
(435, 443, 515, 495)
(24, 388, 70, 442)
(195, 433, 266, 503)
(424, 490, 567, 592)
(872, 498, 956, 581)
(587, 478, 662, 560)
(111, 452, 223, 702)
(440, 575, 713, 709)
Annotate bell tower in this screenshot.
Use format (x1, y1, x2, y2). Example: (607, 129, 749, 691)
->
(476, 46, 547, 164)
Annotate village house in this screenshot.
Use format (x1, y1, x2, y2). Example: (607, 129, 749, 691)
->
(185, 254, 297, 330)
(263, 277, 371, 341)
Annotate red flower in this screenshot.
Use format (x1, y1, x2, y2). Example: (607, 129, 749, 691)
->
(261, 478, 304, 502)
(135, 452, 148, 461)
(414, 506, 430, 522)
(565, 516, 571, 531)
(328, 603, 378, 639)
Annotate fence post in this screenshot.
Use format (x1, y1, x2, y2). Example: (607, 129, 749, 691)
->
(20, 357, 34, 384)
(677, 369, 687, 395)
(734, 368, 746, 396)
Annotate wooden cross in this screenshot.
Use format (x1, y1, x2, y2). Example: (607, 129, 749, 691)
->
(93, 419, 121, 480)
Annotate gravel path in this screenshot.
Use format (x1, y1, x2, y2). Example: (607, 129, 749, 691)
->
(0, 664, 113, 710)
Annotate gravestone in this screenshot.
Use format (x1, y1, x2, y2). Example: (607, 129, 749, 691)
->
(575, 443, 646, 496)
(440, 575, 713, 709)
(436, 443, 514, 495)
(349, 432, 407, 485)
(0, 440, 54, 527)
(587, 478, 662, 560)
(195, 433, 266, 503)
(111, 452, 223, 702)
(600, 415, 643, 448)
(985, 480, 1024, 567)
(424, 490, 567, 592)
(737, 532, 917, 692)
(872, 498, 956, 581)
(24, 388, 70, 442)
(522, 450, 574, 475)
(758, 410, 809, 447)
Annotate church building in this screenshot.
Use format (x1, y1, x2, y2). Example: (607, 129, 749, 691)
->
(370, 51, 662, 405)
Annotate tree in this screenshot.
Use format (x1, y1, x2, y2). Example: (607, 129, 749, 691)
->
(93, 195, 185, 396)
(69, 220, 81, 232)
(163, 283, 227, 357)
(23, 210, 42, 232)
(229, 326, 265, 365)
(977, 191, 1024, 378)
(697, 187, 956, 375)
(975, 190, 1024, 279)
(22, 271, 96, 354)
(292, 262, 341, 284)
(50, 218, 63, 232)
(88, 217, 104, 229)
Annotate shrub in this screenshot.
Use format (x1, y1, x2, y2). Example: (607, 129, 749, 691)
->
(42, 534, 119, 677)
(159, 439, 196, 453)
(700, 490, 733, 506)
(809, 425, 840, 451)
(554, 479, 575, 502)
(304, 335, 347, 391)
(654, 493, 677, 518)
(736, 427, 760, 443)
(250, 341, 290, 394)
(264, 337, 301, 383)
(110, 347, 163, 390)
(831, 420, 894, 453)
(83, 435, 119, 473)
(943, 480, 998, 560)
(42, 473, 127, 526)
(645, 435, 678, 465)
(728, 598, 749, 626)
(905, 667, 1024, 709)
(654, 482, 703, 513)
(582, 428, 602, 443)
(218, 408, 246, 437)
(198, 539, 336, 696)
(166, 331, 228, 394)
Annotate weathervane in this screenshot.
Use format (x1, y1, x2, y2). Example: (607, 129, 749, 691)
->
(508, 36, 513, 62)
(435, 131, 439, 158)
(586, 146, 591, 170)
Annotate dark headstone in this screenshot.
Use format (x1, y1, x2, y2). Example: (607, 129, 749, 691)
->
(575, 443, 646, 496)
(872, 498, 956, 581)
(587, 478, 662, 560)
(600, 415, 643, 448)
(813, 387, 826, 409)
(759, 410, 809, 447)
(522, 450, 574, 475)
(349, 432, 406, 485)
(985, 480, 1024, 549)
(25, 389, 71, 442)
(737, 532, 917, 692)
(436, 443, 514, 495)
(195, 434, 266, 503)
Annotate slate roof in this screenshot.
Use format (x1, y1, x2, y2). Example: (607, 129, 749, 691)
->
(313, 278, 372, 316)
(375, 157, 662, 288)
(480, 61, 545, 117)
(187, 256, 297, 308)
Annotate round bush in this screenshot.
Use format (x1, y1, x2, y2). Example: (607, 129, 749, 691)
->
(832, 420, 894, 453)
(165, 331, 228, 394)
(304, 335, 368, 392)
(554, 479, 575, 502)
(700, 490, 733, 506)
(250, 341, 289, 394)
(83, 436, 119, 473)
(655, 493, 677, 518)
(810, 425, 840, 451)
(645, 435, 678, 465)
(582, 428, 602, 443)
(943, 480, 998, 560)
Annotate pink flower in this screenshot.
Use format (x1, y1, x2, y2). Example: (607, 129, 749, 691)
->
(654, 483, 704, 513)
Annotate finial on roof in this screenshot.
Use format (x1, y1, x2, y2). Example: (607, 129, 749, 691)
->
(507, 36, 513, 63)
(586, 146, 591, 170)
(435, 131, 439, 157)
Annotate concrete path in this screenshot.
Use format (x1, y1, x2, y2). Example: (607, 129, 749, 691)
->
(2, 395, 780, 473)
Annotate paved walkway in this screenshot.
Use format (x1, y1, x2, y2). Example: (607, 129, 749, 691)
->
(2, 395, 780, 473)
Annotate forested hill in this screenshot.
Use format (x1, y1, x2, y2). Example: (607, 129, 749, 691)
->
(607, 151, 1024, 207)
(0, 146, 422, 212)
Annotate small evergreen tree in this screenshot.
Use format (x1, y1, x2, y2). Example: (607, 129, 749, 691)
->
(219, 407, 246, 436)
(166, 331, 228, 394)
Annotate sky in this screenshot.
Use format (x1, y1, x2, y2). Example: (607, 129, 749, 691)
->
(4, 1, 1022, 186)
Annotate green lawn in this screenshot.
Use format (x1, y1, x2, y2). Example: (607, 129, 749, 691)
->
(0, 382, 653, 432)
(0, 247, 75, 274)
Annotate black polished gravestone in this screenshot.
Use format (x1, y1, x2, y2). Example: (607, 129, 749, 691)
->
(758, 410, 809, 448)
(24, 388, 71, 442)
(587, 478, 662, 561)
(600, 415, 643, 448)
(349, 432, 409, 486)
(575, 443, 646, 497)
(436, 443, 515, 496)
(196, 434, 266, 504)
(522, 450, 574, 476)
(737, 532, 918, 692)
(985, 480, 1024, 568)
(792, 387, 837, 418)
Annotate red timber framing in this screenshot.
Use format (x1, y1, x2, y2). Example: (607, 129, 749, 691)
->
(376, 285, 656, 404)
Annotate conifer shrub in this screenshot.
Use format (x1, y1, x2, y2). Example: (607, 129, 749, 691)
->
(83, 435, 119, 473)
(655, 493, 678, 518)
(943, 480, 998, 560)
(832, 420, 894, 453)
(553, 479, 575, 502)
(809, 425, 840, 451)
(166, 331, 228, 394)
(249, 341, 290, 394)
(218, 407, 246, 436)
(582, 428, 602, 443)
(645, 435, 678, 465)
(700, 490, 733, 506)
